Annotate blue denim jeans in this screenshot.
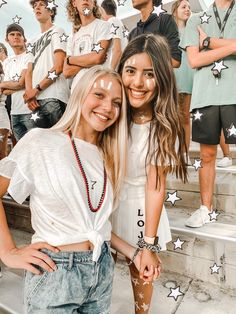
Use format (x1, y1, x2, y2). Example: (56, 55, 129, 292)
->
(11, 114, 35, 141)
(24, 242, 114, 313)
(34, 98, 66, 128)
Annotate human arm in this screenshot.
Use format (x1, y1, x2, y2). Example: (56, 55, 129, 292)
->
(111, 38, 122, 70)
(0, 175, 59, 275)
(139, 165, 166, 280)
(0, 69, 27, 91)
(63, 39, 110, 78)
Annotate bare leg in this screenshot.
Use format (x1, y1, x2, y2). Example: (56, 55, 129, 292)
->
(179, 93, 191, 151)
(0, 129, 9, 160)
(199, 144, 217, 210)
(126, 257, 153, 314)
(219, 130, 230, 157)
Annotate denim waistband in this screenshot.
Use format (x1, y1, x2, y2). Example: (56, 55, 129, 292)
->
(40, 241, 111, 267)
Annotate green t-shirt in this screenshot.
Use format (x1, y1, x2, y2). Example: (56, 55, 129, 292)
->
(180, 4, 236, 111)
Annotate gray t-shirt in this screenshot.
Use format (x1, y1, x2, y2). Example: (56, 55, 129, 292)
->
(180, 5, 236, 110)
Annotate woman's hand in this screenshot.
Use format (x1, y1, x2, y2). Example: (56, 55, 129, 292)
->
(139, 248, 162, 282)
(1, 242, 59, 275)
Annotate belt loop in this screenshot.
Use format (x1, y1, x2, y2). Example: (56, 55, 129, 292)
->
(68, 252, 74, 270)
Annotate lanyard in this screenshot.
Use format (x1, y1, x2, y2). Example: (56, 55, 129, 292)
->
(213, 0, 235, 37)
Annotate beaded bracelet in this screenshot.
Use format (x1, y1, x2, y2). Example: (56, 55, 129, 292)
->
(126, 247, 141, 266)
(137, 238, 161, 253)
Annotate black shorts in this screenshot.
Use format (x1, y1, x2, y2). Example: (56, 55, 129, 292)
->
(192, 105, 236, 145)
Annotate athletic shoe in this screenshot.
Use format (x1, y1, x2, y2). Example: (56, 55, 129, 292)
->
(217, 156, 232, 168)
(185, 205, 212, 228)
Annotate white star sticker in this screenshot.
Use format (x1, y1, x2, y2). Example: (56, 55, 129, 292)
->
(0, 134, 4, 142)
(46, 0, 58, 10)
(0, 0, 7, 8)
(138, 292, 144, 300)
(211, 60, 228, 75)
(173, 237, 185, 250)
(30, 112, 40, 122)
(92, 43, 104, 54)
(193, 110, 203, 121)
(168, 286, 184, 301)
(110, 23, 119, 35)
(12, 74, 21, 82)
(152, 4, 167, 17)
(59, 33, 69, 42)
(141, 303, 149, 312)
(165, 191, 181, 206)
(208, 210, 220, 221)
(200, 12, 212, 24)
(192, 159, 202, 171)
(132, 278, 140, 286)
(118, 0, 126, 5)
(47, 70, 59, 80)
(122, 27, 129, 38)
(83, 7, 91, 15)
(210, 263, 221, 274)
(12, 15, 22, 24)
(226, 123, 236, 138)
(26, 43, 34, 54)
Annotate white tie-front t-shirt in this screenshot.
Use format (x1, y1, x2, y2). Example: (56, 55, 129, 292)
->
(0, 128, 114, 261)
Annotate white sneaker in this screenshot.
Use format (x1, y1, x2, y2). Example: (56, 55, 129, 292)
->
(185, 205, 212, 228)
(217, 156, 232, 168)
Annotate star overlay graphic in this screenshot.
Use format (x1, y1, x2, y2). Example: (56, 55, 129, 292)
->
(192, 159, 203, 171)
(110, 23, 119, 35)
(26, 43, 35, 54)
(117, 0, 127, 6)
(12, 74, 21, 82)
(92, 43, 104, 54)
(211, 60, 228, 75)
(226, 123, 236, 138)
(210, 263, 221, 274)
(173, 237, 185, 250)
(123, 27, 129, 38)
(152, 4, 167, 17)
(168, 286, 184, 301)
(47, 70, 59, 80)
(83, 8, 91, 15)
(59, 33, 69, 42)
(46, 0, 58, 10)
(165, 191, 181, 206)
(193, 110, 203, 121)
(208, 210, 220, 222)
(200, 12, 212, 24)
(12, 15, 22, 24)
(30, 112, 40, 122)
(0, 0, 7, 9)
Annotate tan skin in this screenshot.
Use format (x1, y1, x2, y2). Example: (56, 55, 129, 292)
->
(24, 1, 66, 110)
(0, 74, 156, 281)
(63, 0, 111, 78)
(122, 53, 164, 313)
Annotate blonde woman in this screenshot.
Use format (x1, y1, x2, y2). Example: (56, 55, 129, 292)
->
(172, 0, 194, 154)
(0, 66, 152, 313)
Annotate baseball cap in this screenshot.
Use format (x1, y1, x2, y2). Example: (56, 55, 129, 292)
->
(6, 23, 25, 38)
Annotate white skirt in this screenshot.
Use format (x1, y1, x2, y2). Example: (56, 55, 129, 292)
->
(112, 183, 172, 251)
(0, 106, 10, 130)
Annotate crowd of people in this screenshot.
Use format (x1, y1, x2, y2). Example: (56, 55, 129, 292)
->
(0, 0, 235, 313)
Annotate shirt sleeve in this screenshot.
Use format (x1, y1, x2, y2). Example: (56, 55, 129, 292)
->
(0, 130, 37, 204)
(22, 53, 32, 71)
(160, 14, 182, 62)
(95, 21, 113, 42)
(51, 27, 68, 53)
(180, 14, 200, 50)
(67, 34, 73, 56)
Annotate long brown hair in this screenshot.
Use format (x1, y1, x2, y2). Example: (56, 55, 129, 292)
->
(66, 0, 101, 32)
(171, 0, 190, 27)
(118, 34, 188, 185)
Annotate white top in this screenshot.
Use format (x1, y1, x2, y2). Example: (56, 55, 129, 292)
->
(67, 19, 113, 92)
(108, 16, 128, 60)
(0, 128, 114, 262)
(0, 74, 10, 130)
(3, 53, 32, 115)
(28, 25, 69, 104)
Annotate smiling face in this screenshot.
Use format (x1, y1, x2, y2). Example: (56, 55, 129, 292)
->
(80, 74, 122, 135)
(176, 0, 191, 22)
(121, 52, 157, 112)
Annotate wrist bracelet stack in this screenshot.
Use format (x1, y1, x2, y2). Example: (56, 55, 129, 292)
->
(137, 237, 161, 253)
(126, 247, 140, 266)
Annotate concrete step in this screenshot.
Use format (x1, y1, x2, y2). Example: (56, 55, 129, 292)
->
(166, 166, 236, 213)
(162, 207, 236, 290)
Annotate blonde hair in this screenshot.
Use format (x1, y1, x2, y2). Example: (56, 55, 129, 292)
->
(171, 0, 190, 27)
(52, 66, 127, 203)
(66, 0, 101, 31)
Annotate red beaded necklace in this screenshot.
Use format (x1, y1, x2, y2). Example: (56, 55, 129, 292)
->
(69, 132, 107, 213)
